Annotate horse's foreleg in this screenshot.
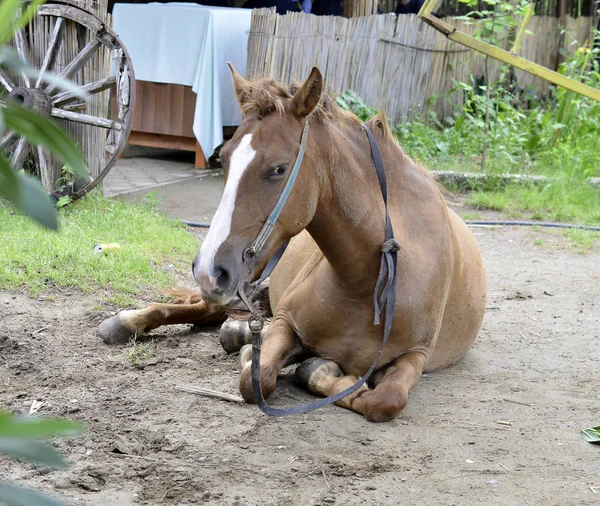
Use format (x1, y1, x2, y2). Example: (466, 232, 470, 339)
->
(238, 318, 304, 403)
(98, 300, 227, 345)
(295, 352, 426, 423)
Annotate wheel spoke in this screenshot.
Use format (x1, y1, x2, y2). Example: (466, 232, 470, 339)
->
(0, 131, 17, 150)
(0, 69, 16, 92)
(52, 75, 116, 105)
(35, 146, 53, 192)
(13, 28, 31, 87)
(62, 103, 87, 112)
(51, 108, 123, 130)
(35, 18, 65, 88)
(10, 138, 29, 169)
(46, 38, 101, 94)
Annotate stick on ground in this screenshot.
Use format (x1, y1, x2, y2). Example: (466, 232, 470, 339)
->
(175, 385, 245, 404)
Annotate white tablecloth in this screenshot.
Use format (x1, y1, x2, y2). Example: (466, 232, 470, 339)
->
(112, 3, 252, 155)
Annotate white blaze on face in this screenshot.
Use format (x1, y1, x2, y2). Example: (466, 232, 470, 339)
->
(197, 134, 256, 283)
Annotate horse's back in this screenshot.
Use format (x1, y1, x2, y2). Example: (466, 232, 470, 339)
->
(425, 208, 487, 371)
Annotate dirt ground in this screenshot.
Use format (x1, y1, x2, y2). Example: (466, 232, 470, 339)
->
(1, 218, 599, 505)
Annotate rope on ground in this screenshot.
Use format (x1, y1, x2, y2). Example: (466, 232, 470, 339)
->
(183, 220, 600, 232)
(464, 220, 600, 232)
(181, 220, 211, 229)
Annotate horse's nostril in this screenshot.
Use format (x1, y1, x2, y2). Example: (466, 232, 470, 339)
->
(213, 266, 231, 290)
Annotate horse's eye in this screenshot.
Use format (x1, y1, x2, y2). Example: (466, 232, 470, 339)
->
(269, 164, 288, 179)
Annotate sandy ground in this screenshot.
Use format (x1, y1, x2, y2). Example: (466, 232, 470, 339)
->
(1, 215, 599, 505)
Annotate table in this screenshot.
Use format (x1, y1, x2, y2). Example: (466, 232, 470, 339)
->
(112, 3, 252, 166)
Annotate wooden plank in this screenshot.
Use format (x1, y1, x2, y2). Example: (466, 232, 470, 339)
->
(130, 81, 196, 138)
(127, 131, 197, 152)
(171, 83, 185, 138)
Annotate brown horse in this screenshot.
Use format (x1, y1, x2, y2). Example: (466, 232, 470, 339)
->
(99, 66, 487, 422)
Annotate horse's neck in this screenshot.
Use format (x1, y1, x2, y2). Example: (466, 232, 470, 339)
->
(306, 122, 402, 292)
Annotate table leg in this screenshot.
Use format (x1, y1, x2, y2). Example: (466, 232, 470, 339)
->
(195, 140, 208, 169)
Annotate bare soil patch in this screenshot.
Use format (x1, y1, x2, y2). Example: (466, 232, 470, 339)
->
(1, 225, 599, 505)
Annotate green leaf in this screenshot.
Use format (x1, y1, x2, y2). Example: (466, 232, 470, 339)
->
(0, 414, 84, 438)
(0, 481, 70, 506)
(3, 103, 89, 183)
(0, 0, 45, 44)
(0, 155, 59, 230)
(0, 438, 68, 468)
(581, 426, 600, 444)
(56, 196, 71, 209)
(0, 0, 20, 45)
(12, 0, 45, 34)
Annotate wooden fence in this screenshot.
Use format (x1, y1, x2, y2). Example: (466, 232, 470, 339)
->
(246, 9, 594, 123)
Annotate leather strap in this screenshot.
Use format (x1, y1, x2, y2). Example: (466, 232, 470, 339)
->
(243, 121, 309, 262)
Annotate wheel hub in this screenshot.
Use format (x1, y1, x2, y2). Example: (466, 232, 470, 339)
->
(7, 87, 52, 115)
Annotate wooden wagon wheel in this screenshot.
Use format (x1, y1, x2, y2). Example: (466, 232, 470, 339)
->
(0, 1, 135, 201)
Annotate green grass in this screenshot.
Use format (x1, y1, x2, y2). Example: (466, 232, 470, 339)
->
(464, 180, 600, 226)
(563, 228, 599, 252)
(0, 191, 198, 296)
(532, 229, 598, 253)
(459, 212, 484, 221)
(103, 292, 138, 309)
(127, 338, 157, 367)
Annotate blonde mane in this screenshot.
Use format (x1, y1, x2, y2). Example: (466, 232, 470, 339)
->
(238, 78, 361, 127)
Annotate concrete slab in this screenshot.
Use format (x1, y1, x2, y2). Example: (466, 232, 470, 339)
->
(103, 145, 224, 225)
(118, 172, 224, 225)
(103, 146, 207, 198)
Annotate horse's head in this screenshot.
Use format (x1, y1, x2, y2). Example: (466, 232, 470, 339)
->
(193, 65, 324, 305)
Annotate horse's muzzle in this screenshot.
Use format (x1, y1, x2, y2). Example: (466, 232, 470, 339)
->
(192, 254, 240, 306)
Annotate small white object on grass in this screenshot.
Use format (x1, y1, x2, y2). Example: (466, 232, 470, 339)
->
(29, 400, 45, 415)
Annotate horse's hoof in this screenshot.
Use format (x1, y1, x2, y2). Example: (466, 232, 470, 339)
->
(239, 344, 252, 369)
(219, 318, 266, 354)
(98, 315, 134, 345)
(219, 318, 251, 354)
(295, 357, 342, 391)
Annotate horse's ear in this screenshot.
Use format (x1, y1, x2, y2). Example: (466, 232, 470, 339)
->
(291, 67, 323, 118)
(228, 62, 250, 107)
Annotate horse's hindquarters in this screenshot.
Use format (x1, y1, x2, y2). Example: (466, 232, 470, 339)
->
(425, 211, 487, 372)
